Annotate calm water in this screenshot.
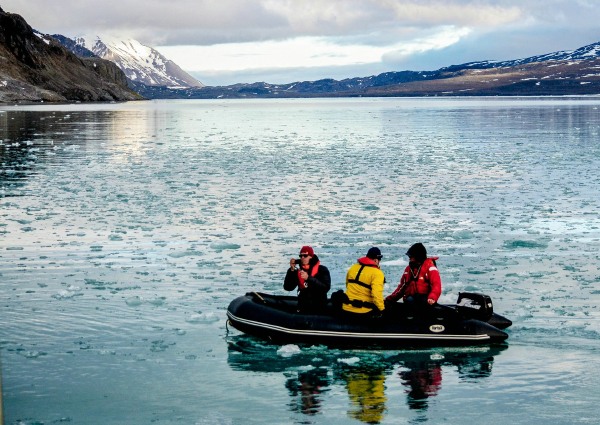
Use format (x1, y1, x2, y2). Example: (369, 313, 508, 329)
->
(1, 97, 600, 424)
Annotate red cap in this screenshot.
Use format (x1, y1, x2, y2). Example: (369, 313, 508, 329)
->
(299, 246, 314, 256)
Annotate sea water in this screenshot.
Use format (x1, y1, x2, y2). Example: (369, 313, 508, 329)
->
(1, 97, 599, 425)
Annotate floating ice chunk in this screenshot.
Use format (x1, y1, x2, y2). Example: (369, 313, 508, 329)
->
(150, 340, 171, 352)
(277, 344, 302, 357)
(52, 285, 83, 299)
(338, 356, 361, 365)
(19, 350, 47, 359)
(185, 312, 219, 324)
(125, 296, 143, 306)
(297, 364, 317, 371)
(454, 230, 475, 239)
(504, 239, 548, 249)
(168, 250, 203, 258)
(210, 242, 241, 251)
(147, 297, 166, 306)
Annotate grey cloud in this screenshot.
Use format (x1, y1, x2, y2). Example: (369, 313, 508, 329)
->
(3, 0, 600, 85)
(0, 0, 536, 45)
(4, 1, 599, 43)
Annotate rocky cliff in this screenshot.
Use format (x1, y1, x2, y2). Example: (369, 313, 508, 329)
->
(0, 7, 143, 103)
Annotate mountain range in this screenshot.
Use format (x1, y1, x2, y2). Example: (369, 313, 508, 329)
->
(140, 42, 600, 99)
(2, 5, 600, 102)
(60, 35, 600, 99)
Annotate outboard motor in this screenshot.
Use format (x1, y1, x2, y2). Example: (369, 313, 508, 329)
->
(457, 292, 493, 321)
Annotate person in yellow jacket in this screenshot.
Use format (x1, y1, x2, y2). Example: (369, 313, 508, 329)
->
(342, 247, 386, 317)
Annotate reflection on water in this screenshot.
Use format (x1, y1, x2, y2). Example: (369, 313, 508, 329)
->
(399, 358, 442, 411)
(0, 110, 110, 196)
(0, 108, 175, 198)
(285, 367, 330, 416)
(227, 335, 507, 423)
(341, 366, 387, 424)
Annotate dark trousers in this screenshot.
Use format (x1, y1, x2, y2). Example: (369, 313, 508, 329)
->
(404, 294, 432, 317)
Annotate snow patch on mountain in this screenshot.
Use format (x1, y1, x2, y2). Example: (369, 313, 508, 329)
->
(75, 36, 203, 88)
(444, 42, 600, 71)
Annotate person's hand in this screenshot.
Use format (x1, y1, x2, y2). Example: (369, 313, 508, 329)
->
(427, 298, 436, 305)
(299, 270, 308, 281)
(290, 258, 296, 270)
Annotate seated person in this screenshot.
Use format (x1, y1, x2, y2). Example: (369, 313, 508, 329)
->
(386, 243, 441, 309)
(284, 246, 331, 313)
(342, 247, 385, 318)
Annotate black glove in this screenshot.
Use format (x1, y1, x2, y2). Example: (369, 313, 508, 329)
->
(371, 310, 384, 320)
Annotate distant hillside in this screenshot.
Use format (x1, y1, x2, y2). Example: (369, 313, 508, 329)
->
(361, 56, 600, 97)
(0, 7, 142, 103)
(442, 42, 600, 71)
(136, 41, 600, 99)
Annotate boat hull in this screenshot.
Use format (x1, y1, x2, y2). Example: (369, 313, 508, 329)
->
(227, 292, 510, 348)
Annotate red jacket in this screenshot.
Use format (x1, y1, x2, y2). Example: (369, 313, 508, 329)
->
(386, 257, 441, 303)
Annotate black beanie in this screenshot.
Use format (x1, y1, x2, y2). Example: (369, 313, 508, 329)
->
(406, 243, 427, 262)
(366, 247, 382, 259)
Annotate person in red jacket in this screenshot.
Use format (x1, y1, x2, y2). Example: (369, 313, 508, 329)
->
(386, 243, 441, 307)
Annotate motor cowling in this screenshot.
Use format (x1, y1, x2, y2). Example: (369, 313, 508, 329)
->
(457, 292, 493, 321)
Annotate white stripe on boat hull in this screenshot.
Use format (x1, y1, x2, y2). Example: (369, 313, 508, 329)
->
(227, 311, 491, 342)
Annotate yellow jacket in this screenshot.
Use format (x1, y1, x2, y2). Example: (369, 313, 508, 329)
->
(343, 257, 385, 313)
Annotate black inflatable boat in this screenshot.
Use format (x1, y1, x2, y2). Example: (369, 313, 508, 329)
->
(226, 292, 511, 348)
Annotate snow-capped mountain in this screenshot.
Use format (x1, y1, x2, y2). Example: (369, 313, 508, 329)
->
(443, 41, 600, 71)
(74, 36, 203, 88)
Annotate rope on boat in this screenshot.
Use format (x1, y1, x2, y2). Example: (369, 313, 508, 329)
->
(251, 292, 267, 304)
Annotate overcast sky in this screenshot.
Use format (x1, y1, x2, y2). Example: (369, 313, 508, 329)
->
(3, 0, 600, 86)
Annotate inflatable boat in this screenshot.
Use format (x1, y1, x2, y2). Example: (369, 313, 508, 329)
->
(226, 292, 511, 348)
